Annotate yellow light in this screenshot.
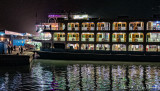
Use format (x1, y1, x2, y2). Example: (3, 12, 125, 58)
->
(1, 37, 4, 41)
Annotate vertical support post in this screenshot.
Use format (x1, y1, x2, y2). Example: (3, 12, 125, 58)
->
(51, 32, 54, 51)
(143, 21, 147, 54)
(79, 22, 82, 50)
(65, 22, 68, 49)
(126, 22, 129, 52)
(94, 22, 97, 51)
(110, 22, 113, 53)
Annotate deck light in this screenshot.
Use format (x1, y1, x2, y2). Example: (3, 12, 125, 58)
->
(0, 32, 4, 36)
(73, 15, 88, 19)
(0, 37, 4, 41)
(48, 15, 62, 18)
(156, 21, 159, 23)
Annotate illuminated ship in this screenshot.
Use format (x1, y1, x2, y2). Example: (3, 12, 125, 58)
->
(34, 13, 160, 61)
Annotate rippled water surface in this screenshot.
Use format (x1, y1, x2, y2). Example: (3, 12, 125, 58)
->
(0, 60, 160, 91)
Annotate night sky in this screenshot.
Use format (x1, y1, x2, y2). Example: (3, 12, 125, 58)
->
(0, 0, 154, 33)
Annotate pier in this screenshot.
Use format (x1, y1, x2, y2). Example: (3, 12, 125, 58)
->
(0, 50, 34, 66)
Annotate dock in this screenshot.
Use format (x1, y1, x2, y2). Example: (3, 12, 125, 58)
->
(0, 50, 34, 66)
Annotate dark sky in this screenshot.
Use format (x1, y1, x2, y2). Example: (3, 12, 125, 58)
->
(0, 0, 154, 33)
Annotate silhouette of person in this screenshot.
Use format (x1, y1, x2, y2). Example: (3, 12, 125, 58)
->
(10, 46, 13, 54)
(50, 25, 52, 30)
(19, 46, 21, 52)
(8, 45, 10, 54)
(36, 44, 38, 49)
(14, 45, 16, 51)
(21, 46, 23, 54)
(44, 25, 46, 30)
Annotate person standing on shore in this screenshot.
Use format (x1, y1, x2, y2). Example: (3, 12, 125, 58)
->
(19, 46, 21, 52)
(21, 45, 23, 54)
(10, 46, 13, 54)
(14, 45, 16, 51)
(8, 45, 10, 54)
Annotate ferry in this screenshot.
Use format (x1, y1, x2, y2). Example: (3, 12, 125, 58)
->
(33, 13, 160, 61)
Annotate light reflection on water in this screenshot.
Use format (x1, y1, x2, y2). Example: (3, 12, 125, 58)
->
(0, 60, 160, 91)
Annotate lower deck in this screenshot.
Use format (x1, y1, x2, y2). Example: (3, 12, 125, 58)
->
(42, 42, 160, 53)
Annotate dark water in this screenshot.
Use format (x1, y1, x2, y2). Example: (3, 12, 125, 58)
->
(0, 60, 160, 91)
